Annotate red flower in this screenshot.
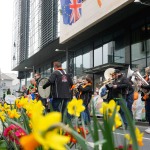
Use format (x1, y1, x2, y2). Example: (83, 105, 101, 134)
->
(3, 124, 27, 145)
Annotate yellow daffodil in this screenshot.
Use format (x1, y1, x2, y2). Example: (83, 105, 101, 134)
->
(15, 97, 28, 109)
(0, 111, 6, 122)
(100, 100, 120, 116)
(0, 103, 10, 112)
(24, 100, 44, 118)
(7, 109, 20, 119)
(125, 127, 144, 146)
(67, 98, 85, 117)
(20, 101, 69, 150)
(113, 114, 122, 131)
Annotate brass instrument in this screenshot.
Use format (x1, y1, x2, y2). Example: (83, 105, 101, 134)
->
(102, 68, 115, 85)
(102, 79, 114, 84)
(127, 66, 149, 94)
(127, 66, 149, 85)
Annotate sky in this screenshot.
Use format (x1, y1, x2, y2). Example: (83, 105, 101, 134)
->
(0, 0, 14, 73)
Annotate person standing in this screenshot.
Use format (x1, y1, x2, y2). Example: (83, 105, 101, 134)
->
(106, 69, 129, 129)
(43, 62, 73, 117)
(34, 73, 47, 108)
(21, 85, 28, 98)
(7, 88, 11, 95)
(78, 77, 93, 124)
(126, 76, 134, 118)
(140, 80, 150, 134)
(27, 78, 37, 100)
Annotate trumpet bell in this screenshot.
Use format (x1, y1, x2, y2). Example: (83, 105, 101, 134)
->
(104, 68, 115, 80)
(127, 65, 134, 78)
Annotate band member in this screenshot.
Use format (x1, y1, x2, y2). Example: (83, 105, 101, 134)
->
(43, 61, 73, 118)
(21, 85, 28, 98)
(34, 73, 47, 108)
(106, 69, 129, 129)
(27, 78, 37, 100)
(77, 77, 93, 124)
(126, 76, 134, 118)
(140, 67, 150, 134)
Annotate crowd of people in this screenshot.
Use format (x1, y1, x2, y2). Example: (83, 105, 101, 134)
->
(14, 62, 150, 134)
(97, 67, 150, 133)
(19, 62, 93, 124)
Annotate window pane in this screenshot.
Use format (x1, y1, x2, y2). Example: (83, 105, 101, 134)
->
(132, 59, 146, 75)
(75, 55, 82, 76)
(131, 42, 146, 61)
(94, 46, 102, 67)
(62, 61, 66, 69)
(103, 41, 113, 64)
(83, 52, 91, 69)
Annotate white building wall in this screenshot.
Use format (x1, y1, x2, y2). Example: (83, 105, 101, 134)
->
(60, 0, 134, 44)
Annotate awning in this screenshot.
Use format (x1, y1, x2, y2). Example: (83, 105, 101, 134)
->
(83, 63, 129, 74)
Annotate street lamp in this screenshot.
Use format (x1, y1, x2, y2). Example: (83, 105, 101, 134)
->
(134, 0, 150, 6)
(55, 49, 66, 52)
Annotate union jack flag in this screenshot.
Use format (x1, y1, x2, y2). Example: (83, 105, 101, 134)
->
(61, 0, 82, 25)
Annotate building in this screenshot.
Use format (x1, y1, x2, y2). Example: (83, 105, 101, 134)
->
(12, 0, 150, 90)
(0, 72, 19, 98)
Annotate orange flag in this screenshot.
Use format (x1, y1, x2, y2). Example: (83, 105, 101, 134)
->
(97, 0, 102, 7)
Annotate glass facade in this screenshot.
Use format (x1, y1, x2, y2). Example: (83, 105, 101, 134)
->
(12, 0, 150, 93)
(29, 0, 41, 57)
(29, 0, 58, 57)
(12, 0, 30, 69)
(12, 0, 59, 69)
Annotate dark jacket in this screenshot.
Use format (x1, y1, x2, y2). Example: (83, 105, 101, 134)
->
(78, 84, 92, 106)
(107, 74, 129, 100)
(43, 69, 73, 99)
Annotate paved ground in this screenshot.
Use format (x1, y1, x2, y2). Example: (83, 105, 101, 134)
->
(86, 124, 150, 150)
(71, 119, 150, 150)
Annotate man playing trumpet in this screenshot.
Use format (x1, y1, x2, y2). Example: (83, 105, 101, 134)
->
(105, 69, 130, 129)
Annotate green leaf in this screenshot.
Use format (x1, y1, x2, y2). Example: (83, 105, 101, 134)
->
(116, 98, 139, 150)
(70, 129, 88, 150)
(0, 140, 7, 150)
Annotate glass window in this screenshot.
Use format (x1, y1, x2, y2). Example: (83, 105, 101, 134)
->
(146, 23, 150, 57)
(132, 59, 146, 75)
(131, 42, 146, 61)
(83, 52, 91, 69)
(94, 46, 102, 67)
(131, 25, 147, 61)
(114, 31, 125, 63)
(75, 55, 82, 76)
(103, 41, 114, 64)
(62, 61, 66, 69)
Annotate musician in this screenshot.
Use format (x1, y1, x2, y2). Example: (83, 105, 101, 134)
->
(21, 85, 28, 98)
(126, 76, 134, 118)
(106, 69, 129, 129)
(27, 78, 37, 100)
(77, 77, 93, 124)
(34, 73, 47, 108)
(139, 68, 150, 134)
(43, 61, 73, 117)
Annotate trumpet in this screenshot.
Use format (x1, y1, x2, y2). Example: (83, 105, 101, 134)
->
(103, 79, 114, 84)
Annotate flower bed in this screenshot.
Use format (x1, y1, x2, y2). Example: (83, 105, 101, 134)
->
(0, 97, 144, 150)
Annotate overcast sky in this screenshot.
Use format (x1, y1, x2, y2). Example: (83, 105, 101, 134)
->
(0, 0, 14, 73)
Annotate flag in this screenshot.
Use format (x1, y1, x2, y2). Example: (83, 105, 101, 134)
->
(97, 0, 102, 7)
(60, 0, 82, 25)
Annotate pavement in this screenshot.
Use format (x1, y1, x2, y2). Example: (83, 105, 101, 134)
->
(72, 117, 150, 150)
(96, 116, 149, 126)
